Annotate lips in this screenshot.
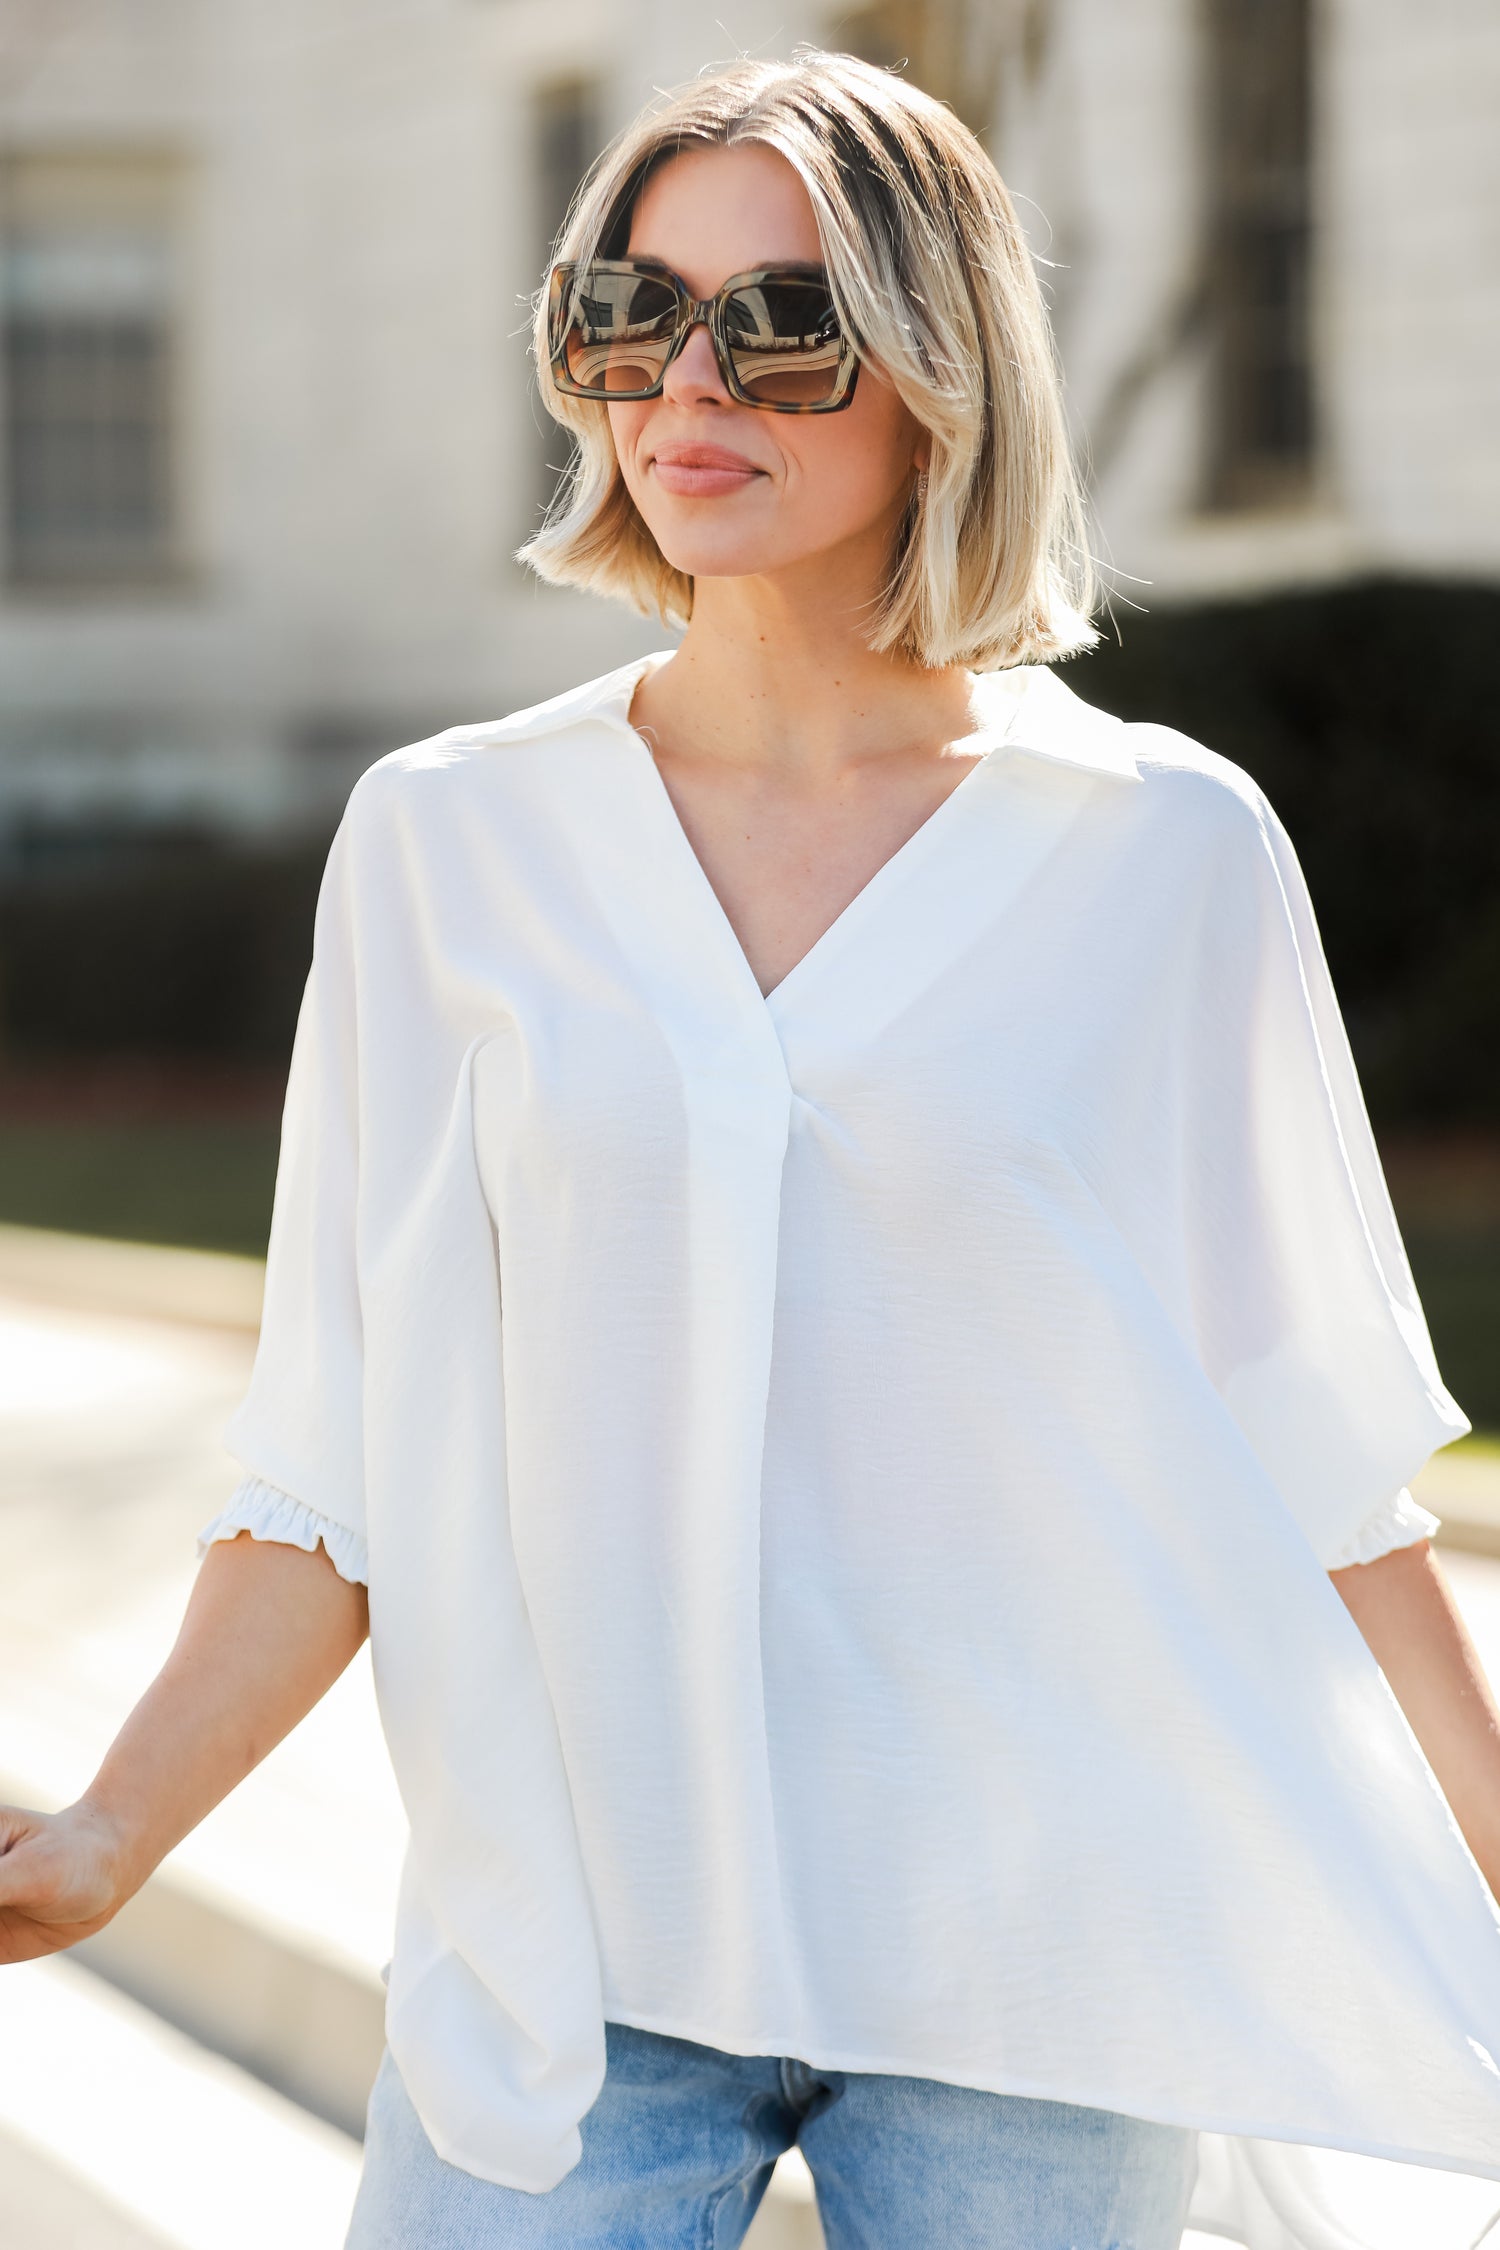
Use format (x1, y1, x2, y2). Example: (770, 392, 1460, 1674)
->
(649, 440, 765, 496)
(652, 442, 761, 472)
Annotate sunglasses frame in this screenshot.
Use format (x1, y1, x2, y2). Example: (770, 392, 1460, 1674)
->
(546, 258, 861, 414)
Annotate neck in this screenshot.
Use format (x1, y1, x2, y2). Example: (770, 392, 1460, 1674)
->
(637, 551, 978, 786)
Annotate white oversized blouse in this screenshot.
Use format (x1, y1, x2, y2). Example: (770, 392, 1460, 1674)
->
(204, 653, 1500, 2246)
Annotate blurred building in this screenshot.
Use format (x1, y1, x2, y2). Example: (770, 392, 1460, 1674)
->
(0, 0, 1495, 847)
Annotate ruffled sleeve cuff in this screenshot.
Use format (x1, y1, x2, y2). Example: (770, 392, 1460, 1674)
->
(196, 1473, 369, 1586)
(1323, 1484, 1441, 1569)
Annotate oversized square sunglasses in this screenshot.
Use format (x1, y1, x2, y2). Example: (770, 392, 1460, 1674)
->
(546, 258, 861, 413)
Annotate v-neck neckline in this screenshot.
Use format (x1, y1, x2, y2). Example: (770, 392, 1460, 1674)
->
(606, 653, 1022, 1017)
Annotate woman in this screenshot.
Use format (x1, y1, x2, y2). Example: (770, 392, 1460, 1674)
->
(3, 51, 1499, 2250)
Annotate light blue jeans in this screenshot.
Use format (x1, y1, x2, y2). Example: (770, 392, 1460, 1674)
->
(345, 2021, 1199, 2248)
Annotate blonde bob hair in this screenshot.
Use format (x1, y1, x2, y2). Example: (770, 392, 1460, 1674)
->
(518, 51, 1099, 671)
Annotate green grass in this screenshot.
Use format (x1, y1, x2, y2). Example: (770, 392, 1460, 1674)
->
(0, 1116, 282, 1259)
(1401, 1220, 1500, 1447)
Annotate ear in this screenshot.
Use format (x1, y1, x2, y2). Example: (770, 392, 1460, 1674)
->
(912, 432, 931, 475)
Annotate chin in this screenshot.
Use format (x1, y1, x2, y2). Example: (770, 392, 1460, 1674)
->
(643, 525, 821, 582)
(650, 542, 781, 581)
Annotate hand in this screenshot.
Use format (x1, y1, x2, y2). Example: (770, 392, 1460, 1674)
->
(0, 1799, 131, 1965)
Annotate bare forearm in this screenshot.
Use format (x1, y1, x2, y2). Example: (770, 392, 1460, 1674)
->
(1329, 1539, 1500, 1899)
(82, 1532, 368, 1901)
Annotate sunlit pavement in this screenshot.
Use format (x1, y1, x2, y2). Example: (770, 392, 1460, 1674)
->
(0, 1955, 361, 2250)
(1, 1228, 1498, 2249)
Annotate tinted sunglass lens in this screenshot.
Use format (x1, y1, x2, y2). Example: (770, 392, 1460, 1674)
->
(558, 268, 680, 395)
(723, 280, 847, 406)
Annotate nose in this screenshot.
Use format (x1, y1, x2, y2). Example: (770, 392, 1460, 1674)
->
(661, 315, 733, 407)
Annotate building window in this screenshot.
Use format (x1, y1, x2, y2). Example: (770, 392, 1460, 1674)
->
(527, 78, 601, 535)
(1203, 0, 1316, 510)
(0, 150, 185, 588)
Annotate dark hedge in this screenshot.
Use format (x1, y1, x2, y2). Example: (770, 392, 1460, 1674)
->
(1063, 575, 1500, 1129)
(0, 828, 328, 1064)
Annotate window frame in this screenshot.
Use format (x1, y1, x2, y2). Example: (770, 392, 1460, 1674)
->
(0, 146, 192, 595)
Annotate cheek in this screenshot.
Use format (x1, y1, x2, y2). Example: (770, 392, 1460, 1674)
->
(606, 406, 649, 489)
(783, 409, 914, 527)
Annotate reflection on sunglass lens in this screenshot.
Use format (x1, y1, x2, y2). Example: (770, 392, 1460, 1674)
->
(723, 280, 846, 405)
(558, 269, 680, 394)
(552, 263, 851, 406)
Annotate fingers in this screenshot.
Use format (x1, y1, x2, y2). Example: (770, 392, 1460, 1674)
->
(0, 1805, 47, 1887)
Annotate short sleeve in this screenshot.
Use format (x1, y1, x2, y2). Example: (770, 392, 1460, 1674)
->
(1322, 1485, 1442, 1570)
(197, 1472, 369, 1585)
(218, 808, 367, 1556)
(1183, 780, 1470, 1570)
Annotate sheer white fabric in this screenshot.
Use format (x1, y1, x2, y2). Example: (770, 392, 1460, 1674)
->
(214, 653, 1500, 2247)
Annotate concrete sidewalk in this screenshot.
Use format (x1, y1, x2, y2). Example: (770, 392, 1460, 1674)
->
(3, 1222, 1500, 2250)
(0, 1955, 363, 2250)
